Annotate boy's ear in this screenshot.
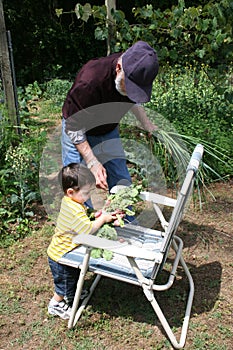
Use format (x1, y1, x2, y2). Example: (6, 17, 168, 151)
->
(66, 188, 74, 197)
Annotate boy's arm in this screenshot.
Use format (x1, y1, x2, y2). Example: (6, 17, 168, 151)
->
(90, 212, 114, 234)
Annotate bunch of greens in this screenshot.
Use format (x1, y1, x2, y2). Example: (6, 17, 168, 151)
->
(154, 129, 230, 206)
(91, 184, 142, 260)
(103, 184, 142, 226)
(91, 225, 117, 261)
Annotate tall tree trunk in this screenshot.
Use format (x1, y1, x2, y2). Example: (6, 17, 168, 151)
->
(105, 0, 116, 55)
(0, 0, 18, 131)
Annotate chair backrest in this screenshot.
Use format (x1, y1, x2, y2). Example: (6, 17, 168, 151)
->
(150, 144, 204, 279)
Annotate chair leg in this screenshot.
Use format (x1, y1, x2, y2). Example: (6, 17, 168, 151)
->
(72, 274, 102, 327)
(143, 281, 193, 349)
(172, 238, 195, 347)
(68, 249, 91, 329)
(142, 238, 194, 349)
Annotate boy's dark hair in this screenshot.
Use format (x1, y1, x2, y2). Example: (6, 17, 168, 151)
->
(58, 163, 95, 193)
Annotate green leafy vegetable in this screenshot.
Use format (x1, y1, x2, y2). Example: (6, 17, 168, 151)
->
(102, 250, 114, 261)
(91, 185, 142, 260)
(96, 225, 118, 240)
(104, 184, 142, 216)
(91, 224, 117, 260)
(90, 248, 102, 259)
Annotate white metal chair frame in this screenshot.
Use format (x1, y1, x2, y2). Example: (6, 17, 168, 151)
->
(58, 144, 204, 349)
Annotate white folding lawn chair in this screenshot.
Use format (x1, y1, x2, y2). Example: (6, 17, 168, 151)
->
(58, 144, 204, 349)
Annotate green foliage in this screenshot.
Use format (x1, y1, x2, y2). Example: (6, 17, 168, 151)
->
(91, 224, 118, 260)
(3, 0, 233, 85)
(0, 140, 44, 246)
(4, 145, 37, 216)
(4, 0, 106, 85)
(42, 79, 72, 107)
(91, 185, 142, 260)
(0, 90, 47, 246)
(147, 64, 233, 177)
(72, 1, 233, 68)
(104, 185, 142, 218)
(17, 81, 43, 118)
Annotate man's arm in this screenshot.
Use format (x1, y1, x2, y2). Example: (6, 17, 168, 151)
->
(65, 113, 108, 191)
(131, 104, 158, 134)
(75, 141, 108, 191)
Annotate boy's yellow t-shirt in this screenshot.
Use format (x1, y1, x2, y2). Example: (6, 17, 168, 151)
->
(47, 196, 93, 262)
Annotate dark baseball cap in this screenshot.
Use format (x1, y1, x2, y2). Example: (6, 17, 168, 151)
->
(122, 41, 159, 103)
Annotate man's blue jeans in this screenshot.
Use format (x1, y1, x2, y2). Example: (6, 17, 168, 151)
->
(61, 118, 132, 191)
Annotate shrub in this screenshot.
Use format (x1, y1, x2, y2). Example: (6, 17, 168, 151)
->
(147, 64, 233, 177)
(0, 111, 47, 247)
(42, 79, 72, 107)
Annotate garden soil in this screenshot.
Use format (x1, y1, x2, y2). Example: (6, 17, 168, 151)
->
(0, 181, 232, 349)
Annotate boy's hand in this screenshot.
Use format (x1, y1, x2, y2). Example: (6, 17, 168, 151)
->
(112, 213, 125, 226)
(95, 209, 125, 226)
(94, 210, 102, 218)
(102, 212, 117, 223)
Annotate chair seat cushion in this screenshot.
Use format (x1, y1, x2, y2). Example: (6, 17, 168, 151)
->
(58, 232, 163, 281)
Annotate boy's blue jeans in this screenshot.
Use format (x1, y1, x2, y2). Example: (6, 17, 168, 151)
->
(61, 118, 132, 191)
(48, 256, 79, 306)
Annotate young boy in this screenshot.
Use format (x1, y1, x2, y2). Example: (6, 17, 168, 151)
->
(47, 163, 116, 320)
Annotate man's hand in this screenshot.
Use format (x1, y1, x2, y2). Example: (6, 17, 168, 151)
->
(90, 161, 108, 191)
(143, 119, 158, 135)
(75, 141, 108, 191)
(131, 104, 158, 136)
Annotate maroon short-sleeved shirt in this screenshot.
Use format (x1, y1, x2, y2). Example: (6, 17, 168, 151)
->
(62, 52, 134, 136)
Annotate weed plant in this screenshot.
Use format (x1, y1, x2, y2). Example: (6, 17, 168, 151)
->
(0, 108, 47, 247)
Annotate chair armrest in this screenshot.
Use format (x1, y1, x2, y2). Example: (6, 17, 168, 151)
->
(110, 186, 177, 207)
(140, 191, 177, 207)
(73, 233, 161, 261)
(187, 144, 204, 172)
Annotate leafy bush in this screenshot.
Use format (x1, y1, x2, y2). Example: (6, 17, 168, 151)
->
(4, 0, 232, 86)
(0, 111, 47, 247)
(147, 64, 233, 177)
(42, 79, 72, 107)
(4, 0, 105, 85)
(73, 0, 233, 67)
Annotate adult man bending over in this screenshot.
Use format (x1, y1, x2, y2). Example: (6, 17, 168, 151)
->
(62, 41, 159, 191)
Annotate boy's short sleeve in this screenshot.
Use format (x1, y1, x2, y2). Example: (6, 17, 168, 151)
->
(71, 203, 93, 235)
